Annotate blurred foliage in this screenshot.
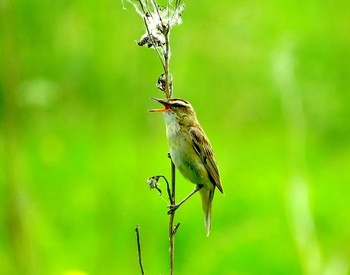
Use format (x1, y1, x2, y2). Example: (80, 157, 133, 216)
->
(1, 0, 350, 274)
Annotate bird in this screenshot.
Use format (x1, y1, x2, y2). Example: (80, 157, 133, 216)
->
(150, 97, 224, 236)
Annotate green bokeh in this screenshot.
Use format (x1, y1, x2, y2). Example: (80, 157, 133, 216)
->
(1, 0, 349, 274)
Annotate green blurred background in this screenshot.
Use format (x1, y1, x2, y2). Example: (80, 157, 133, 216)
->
(1, 0, 350, 274)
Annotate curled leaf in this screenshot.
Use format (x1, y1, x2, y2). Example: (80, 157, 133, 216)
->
(138, 34, 165, 48)
(157, 73, 172, 93)
(146, 175, 162, 196)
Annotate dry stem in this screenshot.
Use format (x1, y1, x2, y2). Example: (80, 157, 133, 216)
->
(135, 225, 145, 275)
(169, 159, 176, 275)
(129, 1, 185, 273)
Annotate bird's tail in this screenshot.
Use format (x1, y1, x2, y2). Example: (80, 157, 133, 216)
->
(199, 186, 215, 236)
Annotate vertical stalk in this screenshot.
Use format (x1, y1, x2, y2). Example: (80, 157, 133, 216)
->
(164, 33, 171, 99)
(169, 160, 176, 275)
(135, 225, 145, 275)
(129, 1, 185, 273)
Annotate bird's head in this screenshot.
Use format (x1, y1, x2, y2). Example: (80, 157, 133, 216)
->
(149, 98, 197, 125)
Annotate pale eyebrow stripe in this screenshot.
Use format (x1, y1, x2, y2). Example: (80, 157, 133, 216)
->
(171, 99, 190, 106)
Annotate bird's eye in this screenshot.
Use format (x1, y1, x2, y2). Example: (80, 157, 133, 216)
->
(172, 103, 182, 108)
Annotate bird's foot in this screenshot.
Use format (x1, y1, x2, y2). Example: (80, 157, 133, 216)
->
(167, 204, 179, 215)
(167, 152, 171, 159)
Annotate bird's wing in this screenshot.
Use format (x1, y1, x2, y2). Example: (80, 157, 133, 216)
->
(189, 127, 224, 193)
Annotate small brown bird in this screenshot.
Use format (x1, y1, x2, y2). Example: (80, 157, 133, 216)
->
(150, 98, 224, 235)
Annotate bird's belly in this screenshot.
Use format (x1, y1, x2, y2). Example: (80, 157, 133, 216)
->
(169, 143, 208, 185)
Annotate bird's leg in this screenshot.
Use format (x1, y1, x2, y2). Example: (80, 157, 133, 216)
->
(167, 185, 203, 214)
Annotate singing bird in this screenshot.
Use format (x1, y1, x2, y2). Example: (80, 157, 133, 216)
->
(150, 98, 224, 236)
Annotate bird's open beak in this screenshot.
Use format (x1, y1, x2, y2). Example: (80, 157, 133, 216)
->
(149, 97, 170, 112)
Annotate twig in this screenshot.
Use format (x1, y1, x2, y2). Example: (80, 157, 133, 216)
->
(164, 29, 171, 99)
(127, 1, 185, 274)
(146, 160, 178, 275)
(135, 225, 145, 275)
(128, 0, 184, 98)
(168, 159, 176, 275)
(150, 0, 164, 27)
(137, 0, 166, 69)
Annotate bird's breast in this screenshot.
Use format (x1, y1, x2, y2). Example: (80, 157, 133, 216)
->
(165, 125, 209, 185)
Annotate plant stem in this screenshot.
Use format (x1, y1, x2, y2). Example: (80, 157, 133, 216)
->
(135, 225, 145, 275)
(164, 33, 171, 99)
(169, 160, 176, 275)
(139, 0, 166, 69)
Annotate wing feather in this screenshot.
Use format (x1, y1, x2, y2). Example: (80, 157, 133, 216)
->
(189, 127, 224, 193)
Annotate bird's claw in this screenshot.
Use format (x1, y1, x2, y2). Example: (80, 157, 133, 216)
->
(167, 204, 179, 215)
